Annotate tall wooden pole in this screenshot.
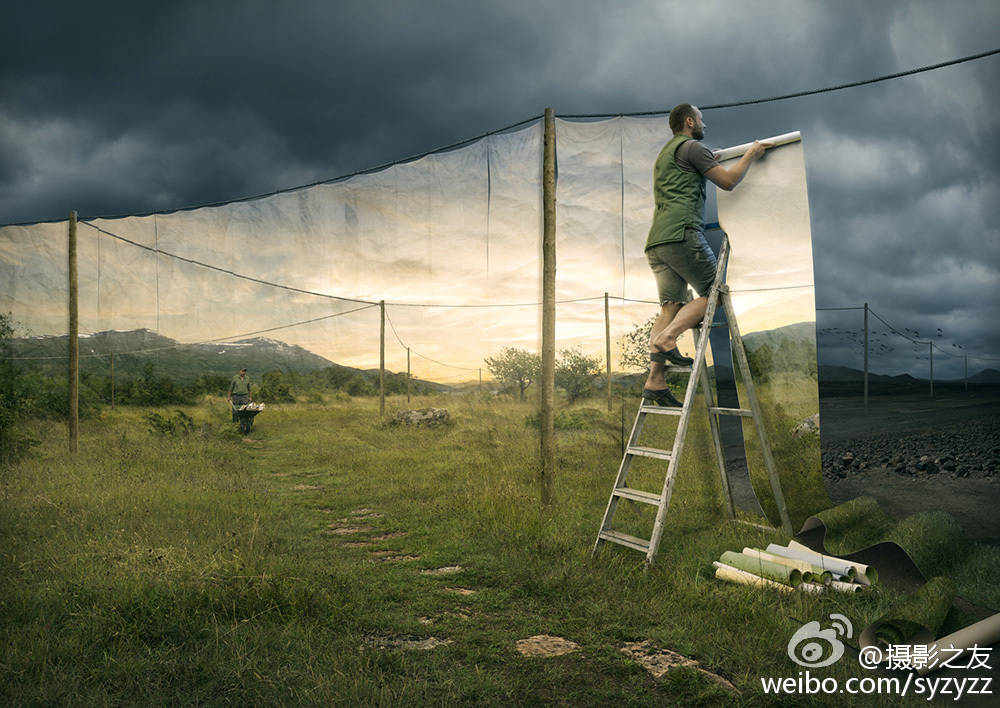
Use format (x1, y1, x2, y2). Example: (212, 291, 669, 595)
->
(379, 300, 385, 419)
(68, 211, 79, 453)
(406, 346, 411, 404)
(863, 302, 869, 412)
(540, 108, 556, 505)
(605, 292, 612, 412)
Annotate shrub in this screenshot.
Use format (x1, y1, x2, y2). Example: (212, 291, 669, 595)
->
(144, 410, 196, 436)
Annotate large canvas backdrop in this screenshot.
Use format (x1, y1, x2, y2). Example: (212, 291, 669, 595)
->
(0, 118, 817, 386)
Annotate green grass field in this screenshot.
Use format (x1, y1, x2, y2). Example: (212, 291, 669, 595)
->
(1, 384, 994, 705)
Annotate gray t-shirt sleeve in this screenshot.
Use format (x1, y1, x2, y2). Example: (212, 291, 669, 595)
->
(675, 140, 720, 176)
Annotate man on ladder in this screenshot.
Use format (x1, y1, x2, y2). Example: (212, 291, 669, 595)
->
(593, 105, 794, 563)
(643, 103, 770, 406)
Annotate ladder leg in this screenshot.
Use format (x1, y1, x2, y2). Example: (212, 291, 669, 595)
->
(592, 397, 649, 555)
(645, 261, 727, 563)
(719, 287, 793, 534)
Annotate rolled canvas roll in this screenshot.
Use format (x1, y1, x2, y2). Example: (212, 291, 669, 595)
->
(915, 612, 1000, 676)
(720, 551, 802, 587)
(712, 562, 793, 593)
(765, 543, 860, 583)
(788, 540, 878, 585)
(743, 547, 832, 585)
(830, 580, 864, 594)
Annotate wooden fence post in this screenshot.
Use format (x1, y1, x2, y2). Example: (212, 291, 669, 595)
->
(68, 211, 79, 454)
(379, 300, 385, 419)
(605, 292, 612, 412)
(540, 108, 556, 505)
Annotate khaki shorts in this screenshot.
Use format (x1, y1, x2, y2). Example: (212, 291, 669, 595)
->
(646, 228, 718, 304)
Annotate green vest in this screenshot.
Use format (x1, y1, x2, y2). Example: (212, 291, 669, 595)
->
(645, 135, 706, 250)
(230, 374, 251, 396)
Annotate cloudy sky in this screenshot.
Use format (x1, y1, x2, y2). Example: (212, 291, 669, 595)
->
(1, 0, 997, 380)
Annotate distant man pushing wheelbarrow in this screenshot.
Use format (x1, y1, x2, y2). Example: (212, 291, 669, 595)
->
(227, 366, 262, 434)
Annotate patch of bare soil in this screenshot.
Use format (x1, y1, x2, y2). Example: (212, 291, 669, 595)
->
(444, 587, 477, 596)
(515, 635, 579, 658)
(326, 525, 373, 535)
(380, 554, 420, 562)
(372, 531, 407, 540)
(420, 566, 463, 576)
(620, 641, 738, 694)
(364, 634, 453, 651)
(418, 611, 471, 625)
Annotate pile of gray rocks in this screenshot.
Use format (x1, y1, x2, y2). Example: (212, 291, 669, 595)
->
(822, 417, 999, 482)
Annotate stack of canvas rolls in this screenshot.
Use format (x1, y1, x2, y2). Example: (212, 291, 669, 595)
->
(713, 541, 877, 594)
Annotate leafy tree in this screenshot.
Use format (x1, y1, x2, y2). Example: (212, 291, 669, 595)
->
(484, 347, 540, 401)
(258, 370, 295, 403)
(555, 347, 601, 404)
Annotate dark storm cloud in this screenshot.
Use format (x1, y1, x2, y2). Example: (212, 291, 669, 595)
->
(0, 1, 555, 221)
(1, 0, 998, 376)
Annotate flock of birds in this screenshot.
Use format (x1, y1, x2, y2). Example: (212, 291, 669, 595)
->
(817, 324, 965, 362)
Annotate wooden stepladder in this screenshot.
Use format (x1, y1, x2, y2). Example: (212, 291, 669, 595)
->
(593, 234, 793, 564)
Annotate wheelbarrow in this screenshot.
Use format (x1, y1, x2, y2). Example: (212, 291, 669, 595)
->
(232, 401, 265, 434)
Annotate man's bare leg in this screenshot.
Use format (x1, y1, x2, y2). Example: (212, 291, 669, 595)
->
(644, 296, 707, 390)
(645, 302, 679, 390)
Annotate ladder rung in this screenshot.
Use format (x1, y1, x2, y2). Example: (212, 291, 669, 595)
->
(627, 445, 672, 461)
(613, 487, 661, 505)
(664, 366, 693, 373)
(709, 407, 753, 417)
(598, 530, 650, 553)
(639, 404, 683, 416)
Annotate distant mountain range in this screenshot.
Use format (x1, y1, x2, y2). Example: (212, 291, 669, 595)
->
(5, 329, 337, 381)
(8, 325, 995, 389)
(741, 321, 816, 353)
(819, 364, 1000, 385)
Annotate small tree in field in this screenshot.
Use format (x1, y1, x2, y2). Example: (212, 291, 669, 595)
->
(0, 312, 39, 462)
(619, 314, 659, 371)
(555, 347, 601, 404)
(484, 347, 540, 401)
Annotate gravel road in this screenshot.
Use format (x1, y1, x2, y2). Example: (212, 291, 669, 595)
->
(817, 388, 1000, 542)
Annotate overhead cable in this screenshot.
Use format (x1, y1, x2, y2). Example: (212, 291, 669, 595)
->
(559, 47, 1000, 118)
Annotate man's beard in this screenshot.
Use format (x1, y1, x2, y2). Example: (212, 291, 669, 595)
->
(692, 126, 704, 140)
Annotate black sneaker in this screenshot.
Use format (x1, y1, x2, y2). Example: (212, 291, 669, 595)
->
(650, 348, 694, 366)
(642, 387, 683, 407)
